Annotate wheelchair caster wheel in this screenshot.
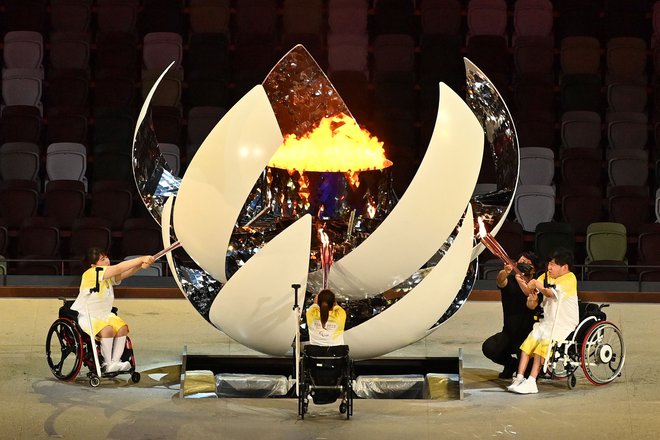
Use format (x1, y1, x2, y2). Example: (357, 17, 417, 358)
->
(339, 403, 347, 414)
(131, 372, 141, 383)
(89, 375, 101, 387)
(567, 374, 577, 390)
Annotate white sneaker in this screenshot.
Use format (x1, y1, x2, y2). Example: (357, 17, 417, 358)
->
(105, 361, 131, 373)
(104, 362, 121, 373)
(116, 361, 132, 371)
(507, 375, 525, 391)
(512, 378, 538, 394)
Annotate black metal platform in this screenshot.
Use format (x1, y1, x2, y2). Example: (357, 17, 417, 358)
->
(181, 346, 463, 400)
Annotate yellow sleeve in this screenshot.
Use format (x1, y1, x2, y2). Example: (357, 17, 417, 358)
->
(556, 273, 578, 298)
(334, 306, 346, 329)
(536, 273, 547, 284)
(306, 305, 320, 327)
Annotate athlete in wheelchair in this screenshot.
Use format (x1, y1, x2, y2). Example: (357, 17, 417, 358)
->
(46, 249, 154, 387)
(546, 301, 625, 389)
(298, 289, 354, 419)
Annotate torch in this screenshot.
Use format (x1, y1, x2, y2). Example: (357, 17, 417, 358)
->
(318, 228, 333, 290)
(477, 217, 524, 277)
(153, 240, 182, 260)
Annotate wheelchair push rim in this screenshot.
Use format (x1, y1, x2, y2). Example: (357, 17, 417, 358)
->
(46, 318, 84, 381)
(581, 321, 625, 385)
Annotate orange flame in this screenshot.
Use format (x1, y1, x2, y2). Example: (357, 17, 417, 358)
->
(297, 172, 310, 210)
(319, 228, 330, 247)
(477, 216, 488, 239)
(268, 113, 392, 172)
(366, 198, 376, 219)
(347, 171, 360, 189)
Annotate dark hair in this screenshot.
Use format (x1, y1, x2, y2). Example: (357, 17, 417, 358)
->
(84, 247, 106, 268)
(550, 248, 574, 269)
(518, 251, 539, 270)
(317, 289, 335, 328)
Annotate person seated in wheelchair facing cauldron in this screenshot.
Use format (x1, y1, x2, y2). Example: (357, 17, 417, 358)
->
(507, 248, 579, 395)
(70, 247, 155, 373)
(305, 289, 346, 346)
(302, 289, 351, 413)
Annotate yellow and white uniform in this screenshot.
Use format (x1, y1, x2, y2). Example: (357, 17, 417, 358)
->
(520, 271, 579, 358)
(306, 304, 346, 346)
(71, 266, 127, 337)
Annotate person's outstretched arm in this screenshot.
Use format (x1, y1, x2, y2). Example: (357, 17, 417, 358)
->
(102, 256, 155, 282)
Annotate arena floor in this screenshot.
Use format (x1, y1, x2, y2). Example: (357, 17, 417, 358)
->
(1, 298, 658, 440)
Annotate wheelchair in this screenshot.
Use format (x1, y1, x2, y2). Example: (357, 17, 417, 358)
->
(298, 345, 354, 420)
(45, 299, 141, 387)
(546, 302, 625, 389)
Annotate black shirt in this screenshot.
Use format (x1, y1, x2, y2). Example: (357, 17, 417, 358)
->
(499, 273, 535, 346)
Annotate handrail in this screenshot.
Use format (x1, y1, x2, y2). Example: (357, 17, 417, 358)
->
(0, 257, 169, 277)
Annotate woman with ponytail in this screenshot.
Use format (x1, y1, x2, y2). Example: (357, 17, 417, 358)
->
(305, 289, 346, 346)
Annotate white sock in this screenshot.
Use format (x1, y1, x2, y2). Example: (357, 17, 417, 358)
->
(111, 336, 127, 364)
(528, 376, 537, 382)
(100, 338, 113, 366)
(515, 374, 524, 381)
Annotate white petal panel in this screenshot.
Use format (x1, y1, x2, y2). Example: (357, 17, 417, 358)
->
(133, 61, 175, 147)
(173, 85, 283, 283)
(320, 83, 483, 298)
(465, 58, 519, 261)
(344, 205, 475, 360)
(160, 196, 185, 294)
(209, 214, 312, 356)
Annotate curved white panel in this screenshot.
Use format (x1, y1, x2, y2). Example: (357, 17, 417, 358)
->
(173, 85, 283, 283)
(465, 58, 519, 261)
(316, 83, 483, 298)
(161, 196, 185, 294)
(133, 61, 175, 147)
(209, 214, 312, 356)
(344, 205, 475, 360)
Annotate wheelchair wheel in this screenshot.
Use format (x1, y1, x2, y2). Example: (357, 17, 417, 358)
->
(131, 372, 141, 383)
(581, 321, 625, 385)
(298, 381, 308, 419)
(46, 318, 83, 381)
(89, 374, 101, 388)
(567, 374, 577, 390)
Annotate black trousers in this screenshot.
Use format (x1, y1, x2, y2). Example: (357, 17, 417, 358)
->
(482, 331, 520, 368)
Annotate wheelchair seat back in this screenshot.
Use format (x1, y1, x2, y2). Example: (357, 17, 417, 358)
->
(303, 345, 350, 404)
(579, 302, 606, 322)
(59, 300, 79, 321)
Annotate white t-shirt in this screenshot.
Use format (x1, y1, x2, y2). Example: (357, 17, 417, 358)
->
(306, 304, 346, 346)
(71, 266, 120, 322)
(534, 271, 579, 342)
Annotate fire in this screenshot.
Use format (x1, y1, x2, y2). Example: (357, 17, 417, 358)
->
(477, 216, 488, 239)
(268, 113, 392, 172)
(366, 198, 376, 219)
(296, 171, 310, 211)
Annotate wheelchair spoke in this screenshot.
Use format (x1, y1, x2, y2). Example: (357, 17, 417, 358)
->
(581, 322, 625, 385)
(46, 319, 83, 381)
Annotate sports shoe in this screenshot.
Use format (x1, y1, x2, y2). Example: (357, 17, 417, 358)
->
(507, 375, 525, 391)
(104, 362, 121, 373)
(114, 361, 132, 372)
(512, 378, 538, 394)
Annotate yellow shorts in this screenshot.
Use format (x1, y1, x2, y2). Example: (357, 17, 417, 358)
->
(520, 334, 550, 359)
(79, 314, 128, 337)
